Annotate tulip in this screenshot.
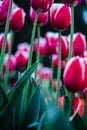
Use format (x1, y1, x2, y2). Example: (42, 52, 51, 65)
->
(30, 7, 48, 26)
(30, 0, 54, 12)
(10, 5, 25, 31)
(33, 37, 47, 56)
(3, 54, 17, 73)
(72, 33, 86, 56)
(63, 57, 85, 92)
(0, 33, 10, 53)
(50, 3, 71, 31)
(45, 32, 58, 54)
(15, 50, 29, 68)
(62, 0, 82, 6)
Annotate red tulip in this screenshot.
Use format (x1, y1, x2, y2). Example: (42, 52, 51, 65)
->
(62, 0, 82, 6)
(15, 50, 29, 68)
(10, 5, 25, 31)
(30, 0, 54, 12)
(72, 33, 86, 56)
(45, 32, 58, 54)
(63, 57, 85, 92)
(50, 3, 71, 31)
(0, 33, 10, 53)
(33, 37, 47, 56)
(30, 7, 48, 26)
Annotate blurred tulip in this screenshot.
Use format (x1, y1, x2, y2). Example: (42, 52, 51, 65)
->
(30, 0, 54, 12)
(72, 33, 86, 56)
(3, 54, 17, 73)
(0, 33, 10, 53)
(33, 37, 47, 56)
(30, 7, 48, 26)
(50, 3, 71, 31)
(63, 57, 85, 92)
(62, 0, 82, 6)
(45, 32, 58, 54)
(15, 50, 29, 68)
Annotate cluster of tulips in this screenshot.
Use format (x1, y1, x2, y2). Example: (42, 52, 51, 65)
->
(0, 0, 87, 130)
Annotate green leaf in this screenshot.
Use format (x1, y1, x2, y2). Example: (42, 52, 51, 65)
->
(82, 95, 87, 128)
(25, 85, 40, 126)
(72, 114, 87, 130)
(0, 62, 38, 125)
(0, 84, 8, 111)
(28, 122, 39, 128)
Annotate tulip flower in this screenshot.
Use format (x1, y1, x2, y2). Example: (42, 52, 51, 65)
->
(17, 42, 30, 53)
(63, 57, 85, 92)
(62, 0, 82, 6)
(30, 7, 48, 26)
(33, 37, 47, 56)
(0, 33, 10, 53)
(71, 33, 86, 56)
(15, 50, 29, 68)
(30, 0, 54, 12)
(50, 3, 71, 31)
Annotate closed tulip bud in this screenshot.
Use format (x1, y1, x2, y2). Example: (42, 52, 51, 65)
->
(63, 57, 85, 92)
(62, 0, 82, 6)
(45, 32, 58, 54)
(30, 7, 48, 26)
(0, 33, 10, 53)
(10, 5, 25, 31)
(50, 3, 71, 31)
(17, 42, 30, 52)
(3, 54, 17, 73)
(52, 54, 65, 72)
(15, 50, 29, 68)
(58, 96, 64, 109)
(30, 0, 54, 12)
(33, 37, 47, 56)
(72, 33, 86, 56)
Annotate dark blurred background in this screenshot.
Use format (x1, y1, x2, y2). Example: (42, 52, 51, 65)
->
(0, 0, 87, 53)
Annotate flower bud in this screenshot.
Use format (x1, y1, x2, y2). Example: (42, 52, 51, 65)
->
(15, 50, 29, 68)
(62, 0, 82, 7)
(30, 0, 54, 12)
(0, 33, 10, 53)
(10, 5, 25, 31)
(30, 7, 48, 26)
(72, 33, 86, 56)
(33, 37, 47, 56)
(45, 32, 58, 54)
(63, 57, 85, 92)
(50, 3, 71, 31)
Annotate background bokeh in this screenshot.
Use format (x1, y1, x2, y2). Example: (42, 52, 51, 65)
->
(0, 0, 87, 53)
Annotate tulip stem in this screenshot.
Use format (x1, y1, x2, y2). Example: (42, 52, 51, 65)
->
(68, 5, 74, 60)
(18, 10, 40, 130)
(3, 31, 14, 92)
(35, 24, 41, 80)
(0, 0, 13, 76)
(56, 31, 61, 107)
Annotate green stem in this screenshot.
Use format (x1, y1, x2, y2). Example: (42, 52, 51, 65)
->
(56, 31, 61, 107)
(50, 56, 53, 95)
(68, 5, 74, 60)
(35, 24, 40, 80)
(0, 0, 13, 76)
(3, 31, 14, 92)
(18, 11, 40, 130)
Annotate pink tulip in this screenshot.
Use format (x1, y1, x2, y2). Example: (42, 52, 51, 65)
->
(50, 3, 71, 31)
(17, 42, 30, 53)
(63, 57, 85, 92)
(30, 7, 48, 26)
(30, 0, 54, 12)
